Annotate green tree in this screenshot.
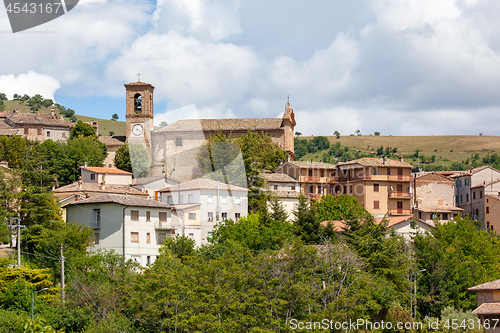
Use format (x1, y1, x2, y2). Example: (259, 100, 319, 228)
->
(159, 121, 168, 127)
(334, 130, 340, 139)
(374, 131, 380, 136)
(0, 93, 7, 101)
(293, 195, 322, 244)
(69, 121, 96, 139)
(111, 113, 119, 121)
(113, 143, 131, 173)
(113, 143, 149, 177)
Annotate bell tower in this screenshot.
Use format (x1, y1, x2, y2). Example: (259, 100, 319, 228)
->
(125, 81, 154, 148)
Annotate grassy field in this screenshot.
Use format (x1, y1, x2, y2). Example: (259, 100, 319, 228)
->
(3, 100, 126, 136)
(299, 135, 500, 168)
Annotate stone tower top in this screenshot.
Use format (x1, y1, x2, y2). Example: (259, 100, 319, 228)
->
(283, 101, 296, 127)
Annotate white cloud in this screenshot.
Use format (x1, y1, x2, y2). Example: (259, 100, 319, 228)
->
(0, 71, 60, 100)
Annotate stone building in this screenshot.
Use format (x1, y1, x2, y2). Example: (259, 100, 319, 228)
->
(0, 109, 70, 141)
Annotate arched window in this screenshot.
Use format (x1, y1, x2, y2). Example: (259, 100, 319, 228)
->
(134, 93, 142, 112)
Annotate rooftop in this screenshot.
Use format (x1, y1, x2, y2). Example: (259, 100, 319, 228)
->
(450, 166, 500, 178)
(67, 193, 170, 208)
(337, 157, 414, 168)
(285, 161, 337, 169)
(468, 279, 500, 291)
(270, 190, 301, 199)
(472, 302, 500, 315)
(415, 205, 463, 213)
(155, 118, 284, 133)
(0, 110, 70, 127)
(261, 172, 298, 183)
(98, 136, 126, 147)
(80, 167, 132, 175)
(54, 182, 146, 196)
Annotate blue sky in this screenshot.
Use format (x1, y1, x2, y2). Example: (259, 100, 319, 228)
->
(1, 0, 500, 136)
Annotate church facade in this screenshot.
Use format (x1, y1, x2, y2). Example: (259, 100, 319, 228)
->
(124, 81, 296, 181)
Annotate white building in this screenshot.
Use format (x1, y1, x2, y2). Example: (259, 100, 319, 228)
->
(132, 175, 181, 201)
(66, 194, 180, 267)
(80, 166, 133, 185)
(158, 178, 249, 246)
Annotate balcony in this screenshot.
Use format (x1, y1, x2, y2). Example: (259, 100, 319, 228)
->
(388, 192, 412, 199)
(338, 175, 411, 182)
(388, 209, 412, 216)
(155, 221, 175, 230)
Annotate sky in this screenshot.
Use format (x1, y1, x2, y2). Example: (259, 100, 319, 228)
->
(1, 0, 500, 136)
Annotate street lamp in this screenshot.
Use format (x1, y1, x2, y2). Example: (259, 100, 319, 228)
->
(410, 269, 426, 319)
(32, 288, 48, 320)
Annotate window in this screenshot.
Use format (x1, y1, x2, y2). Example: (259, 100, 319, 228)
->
(235, 213, 241, 221)
(207, 231, 213, 239)
(189, 233, 194, 239)
(155, 191, 159, 201)
(455, 196, 459, 205)
(90, 174, 95, 180)
(94, 232, 99, 245)
(157, 232, 166, 245)
(146, 211, 151, 221)
(235, 196, 240, 205)
(207, 195, 213, 204)
(37, 128, 42, 135)
(47, 131, 50, 137)
(24, 128, 28, 135)
(188, 213, 196, 220)
(373, 184, 379, 192)
(92, 209, 101, 229)
(291, 185, 296, 191)
(387, 168, 391, 176)
(438, 198, 443, 206)
(343, 186, 347, 194)
(397, 184, 403, 192)
(131, 210, 139, 221)
(319, 186, 324, 194)
(159, 212, 167, 222)
(147, 233, 151, 244)
(473, 192, 476, 200)
(62, 132, 66, 138)
(460, 195, 463, 203)
(175, 137, 183, 146)
(480, 191, 483, 199)
(373, 168, 379, 176)
(208, 212, 214, 222)
(486, 207, 490, 214)
(131, 232, 139, 243)
(146, 256, 151, 265)
(442, 213, 448, 220)
(374, 201, 380, 209)
(466, 194, 469, 202)
(222, 213, 228, 221)
(309, 185, 314, 194)
(188, 194, 194, 204)
(180, 195, 184, 204)
(221, 195, 227, 204)
(167, 196, 173, 204)
(274, 185, 278, 190)
(349, 185, 352, 194)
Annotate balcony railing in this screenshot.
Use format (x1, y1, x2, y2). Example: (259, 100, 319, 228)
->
(155, 221, 174, 230)
(388, 209, 412, 215)
(388, 192, 412, 198)
(337, 175, 412, 182)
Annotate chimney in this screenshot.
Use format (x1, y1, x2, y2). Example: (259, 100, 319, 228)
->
(51, 108, 55, 117)
(78, 178, 83, 191)
(84, 161, 88, 168)
(383, 157, 387, 165)
(101, 180, 106, 191)
(399, 155, 403, 162)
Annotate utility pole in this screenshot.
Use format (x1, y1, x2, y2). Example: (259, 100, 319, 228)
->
(60, 244, 65, 303)
(10, 215, 24, 268)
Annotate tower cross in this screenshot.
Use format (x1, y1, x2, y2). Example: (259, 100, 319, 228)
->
(137, 71, 142, 82)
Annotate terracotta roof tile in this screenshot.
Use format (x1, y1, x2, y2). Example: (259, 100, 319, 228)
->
(415, 205, 463, 213)
(450, 166, 500, 178)
(81, 167, 132, 175)
(54, 182, 146, 196)
(261, 172, 298, 182)
(415, 173, 453, 184)
(98, 136, 126, 146)
(337, 158, 413, 168)
(68, 193, 169, 208)
(0, 110, 70, 127)
(286, 161, 337, 169)
(471, 179, 500, 189)
(0, 119, 16, 135)
(270, 190, 301, 198)
(468, 279, 500, 291)
(155, 118, 284, 133)
(472, 302, 500, 315)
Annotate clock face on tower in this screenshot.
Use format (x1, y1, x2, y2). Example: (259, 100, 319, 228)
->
(132, 124, 144, 136)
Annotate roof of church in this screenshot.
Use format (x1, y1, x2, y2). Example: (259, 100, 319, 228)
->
(124, 81, 155, 88)
(154, 118, 285, 133)
(0, 110, 70, 127)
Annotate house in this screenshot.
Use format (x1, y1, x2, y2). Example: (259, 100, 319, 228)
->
(132, 175, 181, 201)
(451, 166, 500, 218)
(53, 178, 148, 202)
(158, 178, 248, 246)
(79, 166, 133, 185)
(0, 109, 71, 141)
(336, 157, 414, 217)
(273, 161, 338, 199)
(483, 194, 500, 232)
(66, 194, 180, 267)
(413, 172, 462, 223)
(468, 279, 500, 332)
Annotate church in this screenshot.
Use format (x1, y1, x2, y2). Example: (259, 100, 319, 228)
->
(121, 81, 296, 181)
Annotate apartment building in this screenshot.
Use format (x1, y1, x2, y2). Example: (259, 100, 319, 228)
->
(274, 161, 337, 199)
(336, 157, 414, 217)
(158, 178, 248, 246)
(452, 166, 500, 217)
(484, 194, 500, 232)
(413, 172, 462, 224)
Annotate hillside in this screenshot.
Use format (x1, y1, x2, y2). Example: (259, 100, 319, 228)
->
(298, 135, 500, 170)
(2, 99, 126, 136)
